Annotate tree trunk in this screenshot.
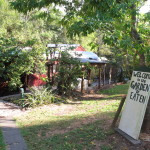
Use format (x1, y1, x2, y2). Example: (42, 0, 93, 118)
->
(130, 4, 146, 67)
(139, 53, 146, 67)
(103, 64, 106, 85)
(81, 74, 84, 93)
(142, 99, 150, 133)
(130, 4, 149, 133)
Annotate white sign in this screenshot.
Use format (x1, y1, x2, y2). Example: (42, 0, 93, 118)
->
(119, 71, 150, 140)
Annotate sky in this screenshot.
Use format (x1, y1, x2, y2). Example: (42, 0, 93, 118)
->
(56, 0, 150, 14)
(140, 0, 150, 13)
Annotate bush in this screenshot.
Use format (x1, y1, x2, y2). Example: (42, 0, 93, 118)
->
(0, 36, 46, 91)
(15, 87, 57, 108)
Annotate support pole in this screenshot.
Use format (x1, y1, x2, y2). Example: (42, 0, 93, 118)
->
(109, 67, 112, 84)
(98, 66, 102, 89)
(81, 74, 84, 93)
(24, 74, 27, 91)
(51, 64, 54, 85)
(103, 64, 106, 86)
(87, 69, 91, 86)
(47, 64, 51, 84)
(111, 96, 126, 127)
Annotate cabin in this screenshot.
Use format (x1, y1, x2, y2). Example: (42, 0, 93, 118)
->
(27, 44, 109, 92)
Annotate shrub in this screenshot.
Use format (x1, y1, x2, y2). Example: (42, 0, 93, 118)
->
(0, 36, 46, 91)
(15, 87, 57, 108)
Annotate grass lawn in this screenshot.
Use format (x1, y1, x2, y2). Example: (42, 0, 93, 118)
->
(0, 128, 5, 150)
(99, 84, 129, 96)
(15, 84, 130, 150)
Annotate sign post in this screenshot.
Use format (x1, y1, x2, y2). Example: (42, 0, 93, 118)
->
(118, 71, 150, 141)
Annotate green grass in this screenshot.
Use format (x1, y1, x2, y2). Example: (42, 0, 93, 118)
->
(41, 121, 112, 150)
(15, 84, 129, 150)
(99, 84, 129, 97)
(0, 128, 5, 150)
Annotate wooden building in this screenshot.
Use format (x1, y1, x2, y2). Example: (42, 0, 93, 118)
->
(46, 44, 108, 93)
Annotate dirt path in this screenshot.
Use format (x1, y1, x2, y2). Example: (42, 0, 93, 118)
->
(0, 100, 23, 117)
(0, 100, 27, 150)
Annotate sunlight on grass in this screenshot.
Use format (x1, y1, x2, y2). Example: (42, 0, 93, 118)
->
(16, 99, 119, 128)
(16, 100, 119, 150)
(99, 84, 129, 95)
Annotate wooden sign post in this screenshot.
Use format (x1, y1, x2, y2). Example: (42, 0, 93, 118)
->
(118, 71, 150, 142)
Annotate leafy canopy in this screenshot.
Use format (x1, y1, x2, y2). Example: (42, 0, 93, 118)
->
(0, 0, 69, 91)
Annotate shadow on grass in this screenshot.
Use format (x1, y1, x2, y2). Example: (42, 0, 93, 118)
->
(78, 95, 125, 101)
(0, 128, 6, 150)
(17, 110, 117, 150)
(13, 83, 130, 150)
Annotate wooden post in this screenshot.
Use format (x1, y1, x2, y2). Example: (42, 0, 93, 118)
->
(111, 96, 126, 127)
(87, 69, 91, 86)
(103, 64, 106, 86)
(81, 74, 84, 93)
(47, 64, 51, 84)
(51, 64, 54, 85)
(98, 66, 102, 89)
(109, 67, 112, 84)
(24, 74, 27, 91)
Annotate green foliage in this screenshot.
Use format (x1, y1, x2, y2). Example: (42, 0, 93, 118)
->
(15, 87, 57, 107)
(45, 121, 108, 150)
(11, 0, 66, 14)
(11, 0, 150, 77)
(0, 0, 44, 90)
(101, 145, 112, 150)
(0, 36, 46, 90)
(0, 0, 72, 91)
(56, 51, 83, 96)
(63, 0, 149, 68)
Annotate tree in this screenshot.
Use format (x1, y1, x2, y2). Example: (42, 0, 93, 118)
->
(54, 51, 83, 96)
(11, 0, 150, 70)
(63, 0, 149, 67)
(0, 0, 70, 93)
(10, 0, 150, 134)
(0, 0, 46, 93)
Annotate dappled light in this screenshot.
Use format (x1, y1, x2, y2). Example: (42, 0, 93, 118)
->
(14, 84, 129, 149)
(0, 0, 149, 149)
(17, 107, 118, 150)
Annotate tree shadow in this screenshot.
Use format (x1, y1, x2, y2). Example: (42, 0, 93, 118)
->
(14, 110, 117, 149)
(2, 107, 146, 150)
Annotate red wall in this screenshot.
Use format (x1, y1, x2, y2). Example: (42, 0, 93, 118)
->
(27, 74, 47, 87)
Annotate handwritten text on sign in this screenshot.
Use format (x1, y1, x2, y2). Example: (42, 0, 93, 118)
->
(119, 71, 150, 140)
(130, 71, 150, 104)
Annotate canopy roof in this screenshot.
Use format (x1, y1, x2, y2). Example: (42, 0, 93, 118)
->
(69, 51, 107, 63)
(46, 44, 108, 64)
